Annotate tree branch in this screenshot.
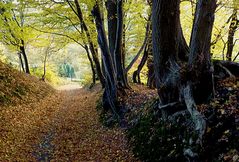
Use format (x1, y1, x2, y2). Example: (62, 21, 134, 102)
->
(29, 25, 85, 48)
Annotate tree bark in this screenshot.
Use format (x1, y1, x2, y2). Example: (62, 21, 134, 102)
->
(41, 49, 48, 81)
(85, 45, 96, 85)
(182, 0, 217, 157)
(126, 20, 150, 72)
(152, 0, 180, 104)
(188, 0, 217, 103)
(19, 40, 30, 74)
(226, 7, 238, 61)
(70, 0, 105, 87)
(152, 0, 217, 158)
(114, 0, 129, 88)
(106, 0, 117, 60)
(18, 52, 25, 72)
(106, 0, 129, 88)
(133, 43, 149, 83)
(92, 1, 119, 119)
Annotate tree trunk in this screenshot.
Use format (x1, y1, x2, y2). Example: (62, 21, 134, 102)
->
(71, 0, 105, 87)
(19, 40, 30, 74)
(188, 0, 216, 103)
(183, 0, 216, 158)
(152, 0, 216, 159)
(152, 0, 180, 104)
(92, 1, 119, 119)
(147, 47, 155, 88)
(114, 0, 129, 88)
(85, 45, 96, 85)
(226, 7, 238, 61)
(126, 20, 150, 72)
(133, 43, 149, 83)
(18, 52, 25, 72)
(41, 50, 48, 81)
(146, 20, 155, 88)
(106, 0, 117, 60)
(106, 0, 128, 88)
(122, 23, 126, 68)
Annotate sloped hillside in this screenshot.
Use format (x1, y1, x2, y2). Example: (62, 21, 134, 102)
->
(0, 61, 54, 106)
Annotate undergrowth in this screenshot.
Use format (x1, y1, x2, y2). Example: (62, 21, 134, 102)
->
(125, 79, 239, 162)
(96, 98, 119, 127)
(127, 100, 195, 162)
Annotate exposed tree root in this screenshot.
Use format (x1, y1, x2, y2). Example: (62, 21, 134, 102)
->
(182, 83, 206, 160)
(216, 62, 235, 78)
(183, 83, 206, 142)
(214, 60, 239, 78)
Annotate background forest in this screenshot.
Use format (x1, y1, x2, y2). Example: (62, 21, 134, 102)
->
(0, 0, 238, 86)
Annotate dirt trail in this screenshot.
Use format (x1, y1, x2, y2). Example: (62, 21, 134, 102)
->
(0, 86, 137, 161)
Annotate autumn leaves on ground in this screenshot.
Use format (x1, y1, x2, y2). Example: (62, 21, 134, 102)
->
(0, 62, 137, 161)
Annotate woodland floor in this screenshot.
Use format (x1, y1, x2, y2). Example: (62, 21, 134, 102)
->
(0, 85, 138, 161)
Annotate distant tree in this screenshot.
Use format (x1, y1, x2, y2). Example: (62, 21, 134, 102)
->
(0, 1, 31, 74)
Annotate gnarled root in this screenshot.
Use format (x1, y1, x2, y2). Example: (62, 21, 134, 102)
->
(182, 83, 207, 160)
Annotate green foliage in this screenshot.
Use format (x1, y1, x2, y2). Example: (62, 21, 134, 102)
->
(80, 73, 93, 86)
(0, 1, 36, 51)
(31, 66, 61, 85)
(58, 63, 75, 78)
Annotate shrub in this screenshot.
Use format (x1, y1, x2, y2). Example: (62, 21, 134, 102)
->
(127, 104, 197, 162)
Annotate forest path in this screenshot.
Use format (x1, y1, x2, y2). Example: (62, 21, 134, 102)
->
(32, 86, 137, 161)
(0, 86, 137, 161)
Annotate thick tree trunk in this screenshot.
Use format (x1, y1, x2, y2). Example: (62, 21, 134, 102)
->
(106, 0, 129, 88)
(152, 0, 180, 104)
(226, 8, 238, 61)
(152, 0, 216, 159)
(92, 1, 119, 119)
(188, 0, 216, 103)
(182, 0, 217, 158)
(19, 40, 30, 74)
(106, 0, 117, 60)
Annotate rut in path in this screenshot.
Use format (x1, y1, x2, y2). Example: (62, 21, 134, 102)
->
(0, 86, 137, 161)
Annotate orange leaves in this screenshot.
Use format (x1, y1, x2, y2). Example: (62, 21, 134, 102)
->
(1, 86, 137, 161)
(0, 61, 54, 107)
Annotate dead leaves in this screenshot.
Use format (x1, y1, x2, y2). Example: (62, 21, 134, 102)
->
(0, 86, 137, 161)
(0, 93, 62, 161)
(0, 61, 54, 106)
